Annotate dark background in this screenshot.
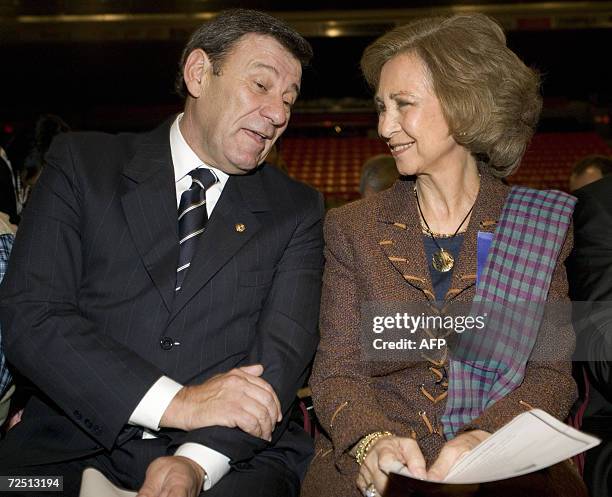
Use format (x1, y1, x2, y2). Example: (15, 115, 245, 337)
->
(1, 1, 611, 132)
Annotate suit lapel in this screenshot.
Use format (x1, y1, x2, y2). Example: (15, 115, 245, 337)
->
(121, 120, 178, 312)
(375, 179, 436, 301)
(373, 172, 509, 304)
(169, 170, 270, 320)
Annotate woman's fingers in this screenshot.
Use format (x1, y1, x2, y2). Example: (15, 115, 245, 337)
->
(360, 436, 422, 495)
(356, 473, 368, 494)
(397, 438, 427, 480)
(427, 430, 489, 481)
(427, 443, 465, 481)
(357, 463, 375, 495)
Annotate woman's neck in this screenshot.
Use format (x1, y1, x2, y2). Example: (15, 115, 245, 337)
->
(415, 158, 480, 235)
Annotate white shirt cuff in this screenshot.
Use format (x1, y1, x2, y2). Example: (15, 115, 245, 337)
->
(175, 443, 231, 491)
(128, 376, 183, 431)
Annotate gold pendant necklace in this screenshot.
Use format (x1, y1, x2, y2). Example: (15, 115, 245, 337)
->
(431, 248, 455, 272)
(414, 186, 476, 273)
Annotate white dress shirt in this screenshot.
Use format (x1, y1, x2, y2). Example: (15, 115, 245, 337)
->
(128, 114, 231, 490)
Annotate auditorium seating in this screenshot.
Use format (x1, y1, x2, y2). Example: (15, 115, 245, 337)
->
(282, 132, 611, 200)
(509, 132, 612, 191)
(283, 137, 387, 201)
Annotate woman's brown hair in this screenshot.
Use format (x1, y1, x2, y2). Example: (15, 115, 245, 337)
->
(361, 13, 542, 177)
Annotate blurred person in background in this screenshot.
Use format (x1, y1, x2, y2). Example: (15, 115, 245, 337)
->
(20, 114, 70, 207)
(0, 137, 20, 225)
(569, 155, 612, 193)
(0, 115, 70, 432)
(0, 211, 16, 427)
(359, 154, 399, 198)
(0, 126, 19, 425)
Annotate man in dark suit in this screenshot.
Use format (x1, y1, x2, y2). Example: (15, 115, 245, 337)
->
(568, 174, 612, 497)
(0, 9, 323, 497)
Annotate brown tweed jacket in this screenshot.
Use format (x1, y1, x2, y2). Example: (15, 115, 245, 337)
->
(301, 171, 577, 496)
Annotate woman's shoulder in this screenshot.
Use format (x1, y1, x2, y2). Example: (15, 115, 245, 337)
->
(326, 196, 372, 225)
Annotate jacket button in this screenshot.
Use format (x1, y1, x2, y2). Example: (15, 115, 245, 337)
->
(160, 337, 174, 350)
(74, 410, 82, 420)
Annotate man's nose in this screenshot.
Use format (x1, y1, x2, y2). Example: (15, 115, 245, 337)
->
(261, 97, 287, 127)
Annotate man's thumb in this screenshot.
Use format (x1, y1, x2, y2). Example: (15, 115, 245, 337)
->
(240, 364, 264, 376)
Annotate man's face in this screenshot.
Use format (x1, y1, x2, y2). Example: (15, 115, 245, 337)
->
(180, 34, 302, 175)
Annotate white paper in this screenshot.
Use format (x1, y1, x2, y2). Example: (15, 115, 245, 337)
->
(393, 409, 601, 485)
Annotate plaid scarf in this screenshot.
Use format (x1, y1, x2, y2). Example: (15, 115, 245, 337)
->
(441, 186, 575, 438)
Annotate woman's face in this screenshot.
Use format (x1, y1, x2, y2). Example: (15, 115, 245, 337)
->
(375, 52, 466, 177)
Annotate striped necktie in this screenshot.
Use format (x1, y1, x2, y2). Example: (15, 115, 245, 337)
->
(176, 167, 217, 291)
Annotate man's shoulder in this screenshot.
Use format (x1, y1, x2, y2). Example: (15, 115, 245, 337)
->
(52, 129, 146, 158)
(47, 121, 172, 180)
(52, 117, 173, 157)
(258, 164, 322, 205)
(574, 175, 612, 205)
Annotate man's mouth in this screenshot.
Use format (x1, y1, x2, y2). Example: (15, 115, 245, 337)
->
(244, 129, 271, 143)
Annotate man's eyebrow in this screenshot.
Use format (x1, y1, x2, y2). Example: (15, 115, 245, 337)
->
(252, 62, 300, 95)
(253, 62, 279, 75)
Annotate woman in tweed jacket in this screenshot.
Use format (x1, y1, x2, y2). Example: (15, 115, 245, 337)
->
(301, 13, 586, 497)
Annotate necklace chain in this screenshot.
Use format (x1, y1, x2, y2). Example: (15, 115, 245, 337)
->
(414, 185, 477, 272)
(414, 187, 475, 245)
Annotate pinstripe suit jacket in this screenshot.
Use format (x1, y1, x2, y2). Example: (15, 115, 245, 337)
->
(0, 118, 324, 480)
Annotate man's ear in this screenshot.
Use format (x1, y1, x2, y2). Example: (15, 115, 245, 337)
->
(183, 49, 211, 98)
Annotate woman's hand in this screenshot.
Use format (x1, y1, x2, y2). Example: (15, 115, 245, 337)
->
(427, 430, 490, 481)
(356, 436, 426, 496)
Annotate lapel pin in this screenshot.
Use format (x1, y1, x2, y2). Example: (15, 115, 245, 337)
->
(235, 223, 246, 233)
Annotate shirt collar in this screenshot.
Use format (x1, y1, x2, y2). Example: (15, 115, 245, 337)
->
(170, 113, 229, 187)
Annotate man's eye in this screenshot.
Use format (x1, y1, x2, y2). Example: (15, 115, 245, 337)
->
(397, 100, 413, 108)
(256, 82, 267, 91)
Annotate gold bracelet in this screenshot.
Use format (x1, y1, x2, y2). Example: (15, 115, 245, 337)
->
(355, 431, 393, 466)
